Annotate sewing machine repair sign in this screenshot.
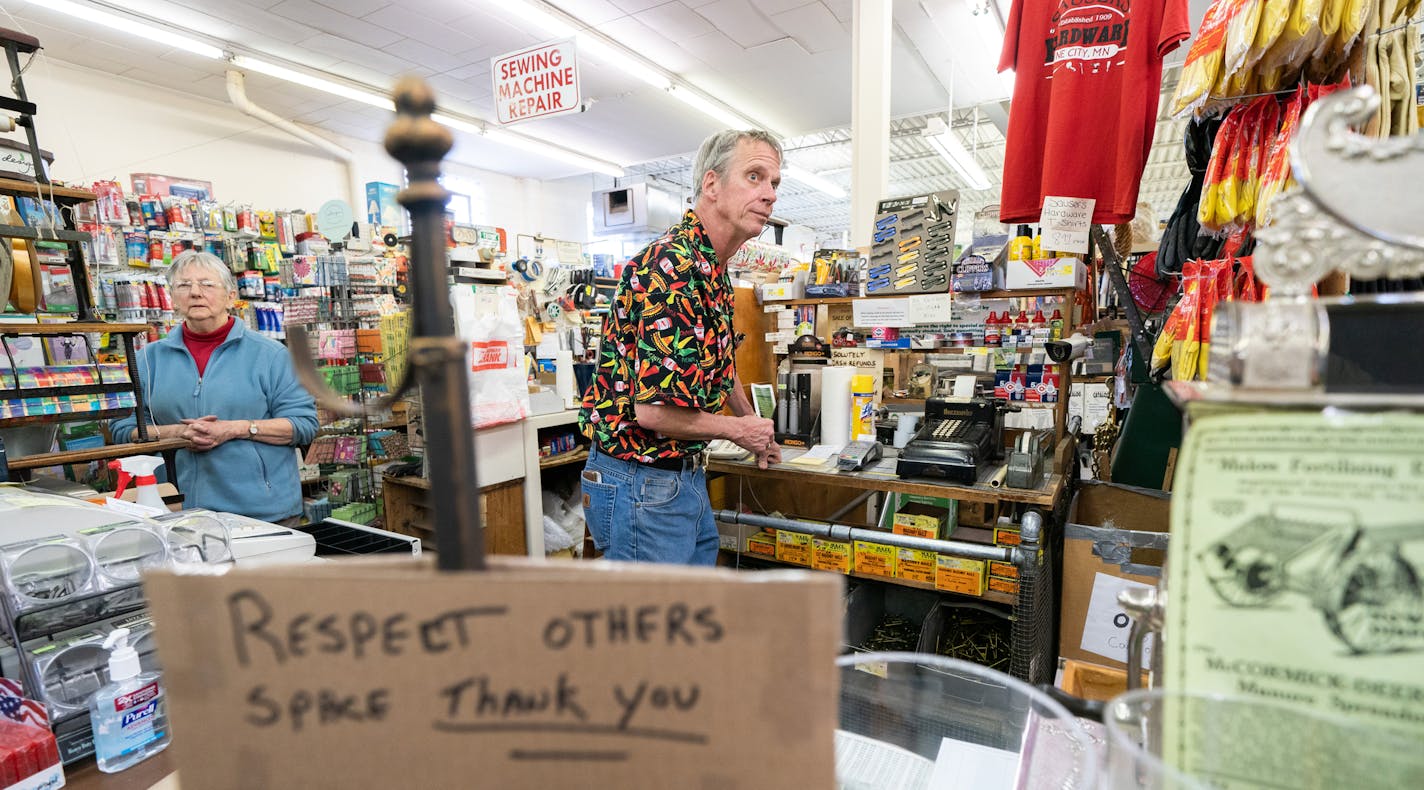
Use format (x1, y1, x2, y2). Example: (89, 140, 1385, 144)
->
(1166, 411, 1424, 785)
(492, 38, 580, 124)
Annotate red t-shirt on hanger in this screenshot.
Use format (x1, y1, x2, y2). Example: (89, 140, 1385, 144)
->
(997, 0, 1190, 225)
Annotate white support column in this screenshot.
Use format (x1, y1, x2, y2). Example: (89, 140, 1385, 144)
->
(850, 0, 893, 251)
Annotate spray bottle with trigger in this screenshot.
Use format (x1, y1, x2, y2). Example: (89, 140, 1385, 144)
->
(107, 455, 166, 511)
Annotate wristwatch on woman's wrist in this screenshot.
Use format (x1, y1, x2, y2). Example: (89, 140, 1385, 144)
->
(248, 421, 259, 438)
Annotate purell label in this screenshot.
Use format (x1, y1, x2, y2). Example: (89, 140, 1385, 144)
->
(121, 700, 158, 728)
(115, 681, 160, 712)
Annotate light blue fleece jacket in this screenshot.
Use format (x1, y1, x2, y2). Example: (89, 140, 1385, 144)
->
(111, 320, 318, 522)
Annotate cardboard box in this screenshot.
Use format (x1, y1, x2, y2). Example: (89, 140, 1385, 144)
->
(988, 576, 1020, 596)
(879, 494, 957, 538)
(775, 531, 812, 566)
(746, 532, 777, 558)
(993, 526, 1021, 546)
(1060, 481, 1170, 671)
(1059, 658, 1147, 703)
(988, 560, 1018, 579)
(853, 540, 896, 578)
(894, 548, 937, 585)
(812, 538, 853, 574)
(365, 181, 402, 229)
(957, 500, 998, 528)
(1004, 257, 1087, 290)
(143, 557, 840, 789)
(935, 556, 986, 596)
(892, 502, 948, 540)
(760, 280, 803, 301)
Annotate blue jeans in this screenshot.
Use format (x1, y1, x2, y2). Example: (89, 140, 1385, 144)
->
(580, 446, 720, 566)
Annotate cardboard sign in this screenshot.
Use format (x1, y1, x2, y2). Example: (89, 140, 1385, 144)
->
(492, 38, 580, 124)
(1038, 196, 1094, 254)
(145, 558, 839, 788)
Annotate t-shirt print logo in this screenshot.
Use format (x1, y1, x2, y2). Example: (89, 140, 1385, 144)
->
(470, 340, 509, 371)
(1044, 0, 1131, 75)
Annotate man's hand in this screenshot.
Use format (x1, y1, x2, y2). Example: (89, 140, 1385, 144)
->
(180, 415, 243, 452)
(729, 415, 775, 463)
(755, 441, 783, 470)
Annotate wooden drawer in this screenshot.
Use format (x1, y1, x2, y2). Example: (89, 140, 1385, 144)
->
(382, 475, 526, 555)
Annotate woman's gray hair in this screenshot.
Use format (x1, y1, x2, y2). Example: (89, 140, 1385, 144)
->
(691, 129, 783, 202)
(167, 250, 237, 292)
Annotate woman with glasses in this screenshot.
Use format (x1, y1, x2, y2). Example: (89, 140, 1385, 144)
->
(110, 250, 317, 526)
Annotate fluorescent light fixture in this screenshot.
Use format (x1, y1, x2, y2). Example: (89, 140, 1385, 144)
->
(231, 56, 393, 111)
(668, 85, 755, 129)
(923, 117, 991, 191)
(782, 165, 845, 199)
(501, 1, 577, 37)
(431, 112, 482, 135)
(482, 128, 625, 178)
(577, 35, 672, 89)
(31, 0, 223, 59)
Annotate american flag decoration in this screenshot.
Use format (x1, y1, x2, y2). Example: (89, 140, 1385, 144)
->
(0, 679, 50, 728)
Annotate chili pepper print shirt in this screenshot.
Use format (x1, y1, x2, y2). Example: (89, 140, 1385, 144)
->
(578, 210, 737, 463)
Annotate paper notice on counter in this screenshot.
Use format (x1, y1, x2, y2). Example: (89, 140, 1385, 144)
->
(1038, 196, 1094, 254)
(908, 293, 952, 325)
(925, 737, 1018, 790)
(835, 731, 932, 790)
(785, 444, 844, 468)
(1079, 572, 1155, 666)
(1166, 411, 1424, 785)
(852, 298, 911, 328)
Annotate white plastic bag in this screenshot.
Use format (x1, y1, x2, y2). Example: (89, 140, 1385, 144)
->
(451, 284, 530, 429)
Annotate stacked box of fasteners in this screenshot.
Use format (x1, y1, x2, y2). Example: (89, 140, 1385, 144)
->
(866, 190, 959, 295)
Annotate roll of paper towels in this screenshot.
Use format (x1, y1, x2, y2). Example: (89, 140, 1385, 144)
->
(820, 366, 854, 447)
(555, 349, 576, 407)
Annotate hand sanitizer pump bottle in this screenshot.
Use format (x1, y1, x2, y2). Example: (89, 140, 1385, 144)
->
(89, 628, 171, 773)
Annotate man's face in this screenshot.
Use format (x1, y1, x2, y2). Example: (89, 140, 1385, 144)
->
(704, 139, 780, 244)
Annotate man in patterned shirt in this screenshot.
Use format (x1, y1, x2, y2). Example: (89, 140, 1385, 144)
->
(577, 129, 782, 565)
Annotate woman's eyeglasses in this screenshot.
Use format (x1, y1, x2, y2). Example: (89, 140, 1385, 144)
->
(172, 279, 224, 293)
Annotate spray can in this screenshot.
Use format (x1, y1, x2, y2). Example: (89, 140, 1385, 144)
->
(850, 374, 876, 442)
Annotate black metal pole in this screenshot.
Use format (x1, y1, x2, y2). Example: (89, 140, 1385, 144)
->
(385, 79, 485, 571)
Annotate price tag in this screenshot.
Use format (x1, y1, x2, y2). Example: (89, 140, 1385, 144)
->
(1039, 196, 1094, 254)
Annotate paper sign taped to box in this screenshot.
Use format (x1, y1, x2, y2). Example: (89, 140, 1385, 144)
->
(144, 557, 840, 789)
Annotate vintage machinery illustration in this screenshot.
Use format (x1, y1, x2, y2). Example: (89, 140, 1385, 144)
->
(1199, 506, 1423, 655)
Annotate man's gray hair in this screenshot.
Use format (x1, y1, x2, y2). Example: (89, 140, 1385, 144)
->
(167, 250, 237, 293)
(691, 129, 783, 202)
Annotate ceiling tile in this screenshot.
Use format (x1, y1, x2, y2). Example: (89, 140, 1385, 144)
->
(634, 3, 714, 39)
(443, 61, 492, 81)
(823, 0, 852, 23)
(692, 0, 781, 48)
(678, 30, 741, 64)
(298, 33, 418, 76)
(549, 0, 628, 26)
(608, 0, 670, 13)
(179, 0, 317, 44)
(268, 0, 402, 48)
(770, 3, 847, 54)
(445, 15, 535, 58)
(314, 0, 389, 16)
(361, 5, 484, 55)
(381, 39, 472, 74)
